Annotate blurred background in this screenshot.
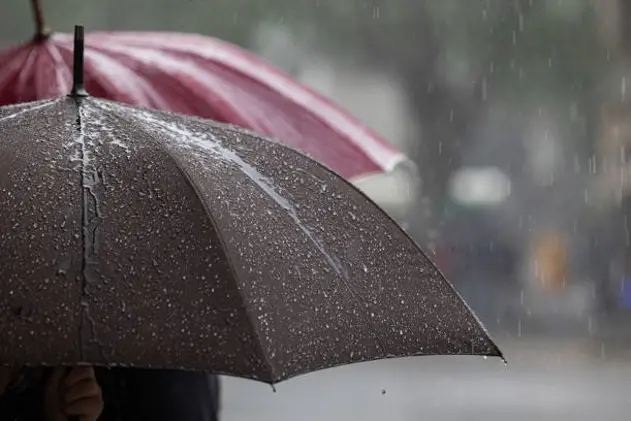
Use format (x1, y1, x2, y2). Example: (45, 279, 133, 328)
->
(2, 0, 631, 419)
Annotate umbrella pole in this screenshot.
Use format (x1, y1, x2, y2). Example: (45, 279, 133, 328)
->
(30, 0, 51, 40)
(70, 25, 88, 98)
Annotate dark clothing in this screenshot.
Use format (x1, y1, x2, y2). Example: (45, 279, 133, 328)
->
(0, 368, 221, 421)
(0, 369, 47, 420)
(98, 368, 221, 421)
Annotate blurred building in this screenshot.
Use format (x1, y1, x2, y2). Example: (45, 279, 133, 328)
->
(532, 231, 568, 292)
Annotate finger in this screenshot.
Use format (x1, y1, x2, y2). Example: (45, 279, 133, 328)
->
(64, 379, 101, 404)
(64, 396, 103, 419)
(64, 366, 96, 387)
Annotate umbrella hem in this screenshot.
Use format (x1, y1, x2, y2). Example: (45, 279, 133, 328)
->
(0, 349, 503, 386)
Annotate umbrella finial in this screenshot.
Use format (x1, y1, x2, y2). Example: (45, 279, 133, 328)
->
(70, 25, 88, 98)
(30, 0, 51, 41)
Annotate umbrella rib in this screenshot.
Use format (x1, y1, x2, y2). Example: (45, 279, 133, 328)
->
(0, 46, 34, 96)
(43, 42, 71, 93)
(148, 139, 278, 381)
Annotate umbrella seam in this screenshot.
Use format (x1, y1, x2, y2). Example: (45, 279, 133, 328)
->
(72, 98, 110, 364)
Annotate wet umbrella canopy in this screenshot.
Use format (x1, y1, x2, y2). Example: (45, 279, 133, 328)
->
(0, 27, 502, 383)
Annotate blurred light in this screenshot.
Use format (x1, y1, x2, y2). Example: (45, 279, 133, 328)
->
(448, 166, 511, 207)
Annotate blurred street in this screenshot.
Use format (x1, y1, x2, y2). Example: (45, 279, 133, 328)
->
(222, 335, 631, 421)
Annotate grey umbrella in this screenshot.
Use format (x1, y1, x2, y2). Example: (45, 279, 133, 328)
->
(0, 26, 501, 384)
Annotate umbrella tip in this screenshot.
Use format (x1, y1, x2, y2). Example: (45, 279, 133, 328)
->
(69, 25, 89, 98)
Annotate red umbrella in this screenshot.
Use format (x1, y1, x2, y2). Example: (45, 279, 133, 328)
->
(0, 1, 406, 181)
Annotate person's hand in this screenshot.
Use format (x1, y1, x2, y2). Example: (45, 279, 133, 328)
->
(44, 366, 103, 421)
